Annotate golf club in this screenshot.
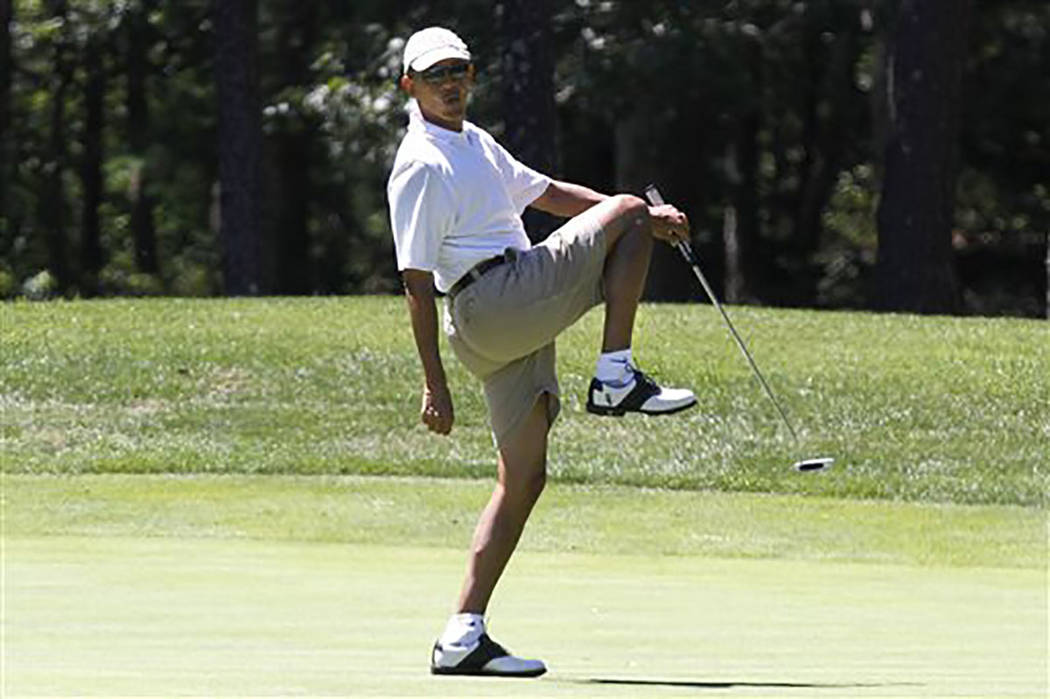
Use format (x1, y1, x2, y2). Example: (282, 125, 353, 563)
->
(644, 185, 833, 472)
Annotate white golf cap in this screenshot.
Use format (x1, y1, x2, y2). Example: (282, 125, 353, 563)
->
(402, 27, 471, 73)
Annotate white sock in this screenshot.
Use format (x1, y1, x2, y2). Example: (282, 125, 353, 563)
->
(439, 613, 485, 648)
(595, 348, 633, 386)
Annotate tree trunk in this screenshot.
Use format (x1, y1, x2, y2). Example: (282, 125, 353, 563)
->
(725, 51, 762, 305)
(272, 0, 315, 295)
(794, 22, 860, 256)
(793, 26, 823, 257)
(874, 0, 972, 314)
(126, 0, 158, 275)
(272, 128, 312, 294)
(500, 0, 557, 242)
(712, 31, 764, 306)
(79, 35, 106, 295)
(41, 0, 71, 291)
(0, 0, 12, 221)
(215, 0, 263, 295)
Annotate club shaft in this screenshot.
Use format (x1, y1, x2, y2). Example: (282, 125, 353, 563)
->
(681, 243, 798, 440)
(644, 185, 798, 441)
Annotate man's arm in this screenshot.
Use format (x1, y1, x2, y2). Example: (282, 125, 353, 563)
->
(402, 268, 454, 435)
(529, 180, 608, 218)
(531, 180, 690, 244)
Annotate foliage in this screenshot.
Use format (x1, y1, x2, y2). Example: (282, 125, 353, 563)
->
(1, 1, 1046, 314)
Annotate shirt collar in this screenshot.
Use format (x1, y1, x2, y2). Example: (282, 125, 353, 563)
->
(407, 99, 471, 144)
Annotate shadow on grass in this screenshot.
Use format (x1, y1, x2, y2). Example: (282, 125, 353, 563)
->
(581, 678, 922, 690)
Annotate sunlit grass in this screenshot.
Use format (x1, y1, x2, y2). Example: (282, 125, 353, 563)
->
(2, 297, 1047, 505)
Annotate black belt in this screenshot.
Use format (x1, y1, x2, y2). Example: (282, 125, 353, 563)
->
(448, 255, 506, 298)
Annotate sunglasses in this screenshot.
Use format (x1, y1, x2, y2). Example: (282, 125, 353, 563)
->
(417, 63, 471, 85)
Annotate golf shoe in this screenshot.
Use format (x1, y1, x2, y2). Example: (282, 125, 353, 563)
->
(430, 633, 547, 678)
(586, 365, 696, 417)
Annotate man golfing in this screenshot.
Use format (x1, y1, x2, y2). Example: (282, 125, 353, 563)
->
(387, 26, 696, 678)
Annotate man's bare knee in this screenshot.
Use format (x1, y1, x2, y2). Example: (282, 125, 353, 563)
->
(602, 194, 651, 248)
(500, 461, 546, 505)
(525, 468, 546, 501)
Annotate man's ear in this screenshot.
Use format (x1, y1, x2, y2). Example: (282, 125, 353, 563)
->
(399, 73, 413, 95)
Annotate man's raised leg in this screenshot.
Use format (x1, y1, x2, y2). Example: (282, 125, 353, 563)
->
(597, 195, 653, 352)
(583, 194, 697, 416)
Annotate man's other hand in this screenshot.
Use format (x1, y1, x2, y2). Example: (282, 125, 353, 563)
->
(421, 382, 454, 435)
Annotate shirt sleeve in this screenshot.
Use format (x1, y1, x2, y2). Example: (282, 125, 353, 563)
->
(488, 137, 552, 214)
(387, 161, 455, 273)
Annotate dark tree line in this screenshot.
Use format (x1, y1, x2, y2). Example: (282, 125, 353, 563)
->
(2, 0, 1047, 317)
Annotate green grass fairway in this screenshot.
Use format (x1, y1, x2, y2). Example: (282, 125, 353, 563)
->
(5, 537, 1045, 697)
(3, 475, 1046, 696)
(3, 299, 1047, 695)
(4, 475, 1044, 569)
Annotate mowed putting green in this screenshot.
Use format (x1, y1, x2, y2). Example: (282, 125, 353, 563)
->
(4, 539, 1044, 697)
(3, 476, 1046, 697)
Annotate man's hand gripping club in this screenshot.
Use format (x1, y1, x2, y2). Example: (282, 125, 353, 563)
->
(647, 203, 690, 244)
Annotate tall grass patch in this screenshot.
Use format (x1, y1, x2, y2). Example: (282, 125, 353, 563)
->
(2, 297, 1046, 505)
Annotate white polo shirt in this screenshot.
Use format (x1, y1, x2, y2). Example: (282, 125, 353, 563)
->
(387, 100, 552, 293)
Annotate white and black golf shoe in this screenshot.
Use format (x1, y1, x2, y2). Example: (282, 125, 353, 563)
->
(430, 633, 547, 678)
(586, 366, 697, 417)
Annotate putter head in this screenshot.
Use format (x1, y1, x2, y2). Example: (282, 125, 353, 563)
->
(794, 457, 834, 472)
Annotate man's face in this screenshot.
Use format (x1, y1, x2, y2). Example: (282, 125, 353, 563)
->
(403, 59, 475, 130)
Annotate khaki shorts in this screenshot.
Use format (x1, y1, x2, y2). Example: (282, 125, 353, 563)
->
(444, 207, 608, 448)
